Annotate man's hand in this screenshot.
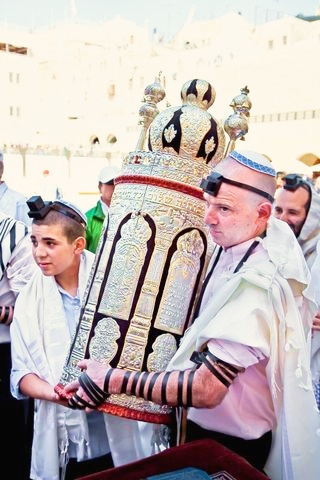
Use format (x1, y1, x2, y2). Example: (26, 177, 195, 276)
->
(312, 311, 320, 332)
(64, 359, 110, 411)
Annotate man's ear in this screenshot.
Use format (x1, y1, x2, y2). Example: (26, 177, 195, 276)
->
(74, 236, 86, 253)
(257, 201, 273, 221)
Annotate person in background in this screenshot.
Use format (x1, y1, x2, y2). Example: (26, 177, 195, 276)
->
(10, 196, 113, 480)
(313, 175, 320, 193)
(37, 169, 63, 201)
(0, 211, 37, 479)
(85, 165, 120, 253)
(65, 150, 320, 480)
(275, 170, 287, 190)
(0, 150, 31, 226)
(273, 173, 320, 409)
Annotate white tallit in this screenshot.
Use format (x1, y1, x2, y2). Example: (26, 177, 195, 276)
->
(10, 251, 97, 480)
(0, 212, 28, 281)
(297, 186, 320, 387)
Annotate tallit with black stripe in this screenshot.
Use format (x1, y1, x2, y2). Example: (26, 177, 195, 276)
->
(0, 212, 28, 281)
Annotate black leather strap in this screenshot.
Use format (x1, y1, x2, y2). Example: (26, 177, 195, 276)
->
(161, 371, 171, 405)
(186, 370, 195, 407)
(79, 371, 108, 406)
(205, 349, 244, 375)
(190, 350, 244, 388)
(146, 372, 161, 401)
(103, 369, 113, 393)
(68, 396, 85, 410)
(138, 372, 149, 398)
(177, 371, 184, 405)
(73, 393, 95, 409)
(130, 372, 140, 396)
(120, 371, 131, 395)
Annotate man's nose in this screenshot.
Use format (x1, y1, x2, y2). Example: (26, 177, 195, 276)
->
(204, 208, 217, 224)
(278, 212, 289, 222)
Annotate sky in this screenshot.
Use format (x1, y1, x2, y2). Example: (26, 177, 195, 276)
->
(0, 0, 319, 40)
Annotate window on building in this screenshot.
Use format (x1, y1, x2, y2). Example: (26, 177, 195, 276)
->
(283, 36, 287, 45)
(268, 40, 273, 49)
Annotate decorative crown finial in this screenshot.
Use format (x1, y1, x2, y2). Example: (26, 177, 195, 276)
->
(136, 74, 166, 150)
(224, 86, 252, 157)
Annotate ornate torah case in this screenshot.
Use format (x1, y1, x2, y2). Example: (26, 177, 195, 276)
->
(56, 78, 250, 424)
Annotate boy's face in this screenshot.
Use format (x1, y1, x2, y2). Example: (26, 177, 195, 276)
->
(30, 223, 81, 276)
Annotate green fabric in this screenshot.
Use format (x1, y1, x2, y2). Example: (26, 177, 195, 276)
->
(85, 200, 105, 253)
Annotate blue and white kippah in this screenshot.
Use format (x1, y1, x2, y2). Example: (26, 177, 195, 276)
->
(229, 150, 276, 177)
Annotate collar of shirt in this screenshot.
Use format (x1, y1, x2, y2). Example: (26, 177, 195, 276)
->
(200, 237, 265, 310)
(100, 198, 109, 216)
(57, 284, 81, 337)
(221, 237, 261, 273)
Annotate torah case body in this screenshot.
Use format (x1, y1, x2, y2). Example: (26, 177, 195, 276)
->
(56, 78, 229, 424)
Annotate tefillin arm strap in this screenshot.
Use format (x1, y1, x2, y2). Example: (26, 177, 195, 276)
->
(190, 348, 245, 388)
(118, 348, 244, 407)
(0, 305, 14, 325)
(73, 350, 245, 410)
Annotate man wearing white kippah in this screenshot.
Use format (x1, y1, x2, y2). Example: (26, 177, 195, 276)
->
(65, 150, 320, 480)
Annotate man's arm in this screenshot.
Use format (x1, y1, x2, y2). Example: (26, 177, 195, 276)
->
(64, 350, 244, 410)
(6, 233, 36, 295)
(312, 311, 320, 332)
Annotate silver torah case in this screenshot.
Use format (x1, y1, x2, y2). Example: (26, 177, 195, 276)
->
(56, 78, 250, 424)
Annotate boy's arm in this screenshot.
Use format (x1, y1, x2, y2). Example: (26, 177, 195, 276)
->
(20, 373, 69, 406)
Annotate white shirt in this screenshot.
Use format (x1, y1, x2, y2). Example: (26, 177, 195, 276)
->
(0, 182, 31, 226)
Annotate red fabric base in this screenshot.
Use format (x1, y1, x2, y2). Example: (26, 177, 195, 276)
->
(76, 438, 270, 480)
(55, 383, 173, 425)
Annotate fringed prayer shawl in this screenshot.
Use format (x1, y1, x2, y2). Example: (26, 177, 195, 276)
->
(0, 212, 28, 281)
(10, 251, 96, 480)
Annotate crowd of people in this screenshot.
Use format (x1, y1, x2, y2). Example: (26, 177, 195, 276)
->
(0, 146, 320, 480)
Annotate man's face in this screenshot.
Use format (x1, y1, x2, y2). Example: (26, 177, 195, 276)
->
(203, 183, 265, 248)
(273, 187, 309, 237)
(99, 182, 115, 207)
